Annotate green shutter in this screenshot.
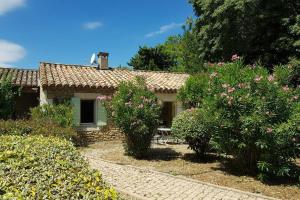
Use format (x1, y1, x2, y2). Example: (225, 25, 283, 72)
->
(71, 97, 80, 126)
(97, 101, 107, 126)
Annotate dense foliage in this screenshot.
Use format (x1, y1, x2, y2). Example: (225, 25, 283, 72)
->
(0, 119, 76, 140)
(172, 108, 218, 158)
(177, 73, 209, 108)
(0, 135, 117, 199)
(111, 77, 161, 158)
(128, 46, 176, 71)
(30, 103, 73, 128)
(161, 19, 204, 73)
(176, 58, 300, 180)
(0, 78, 20, 119)
(190, 0, 300, 68)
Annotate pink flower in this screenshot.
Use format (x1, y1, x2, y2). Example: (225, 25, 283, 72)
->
(282, 85, 290, 92)
(96, 95, 112, 101)
(210, 72, 218, 79)
(208, 62, 214, 67)
(292, 96, 299, 101)
(217, 62, 225, 67)
(138, 104, 144, 109)
(231, 54, 240, 61)
(222, 83, 229, 88)
(254, 75, 263, 83)
(238, 83, 246, 88)
(267, 75, 274, 82)
(227, 87, 235, 93)
(266, 128, 273, 134)
(251, 64, 256, 68)
(220, 92, 227, 97)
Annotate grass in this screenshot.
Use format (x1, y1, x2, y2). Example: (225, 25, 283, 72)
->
(80, 140, 300, 200)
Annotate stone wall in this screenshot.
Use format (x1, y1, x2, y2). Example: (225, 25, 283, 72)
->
(75, 124, 124, 146)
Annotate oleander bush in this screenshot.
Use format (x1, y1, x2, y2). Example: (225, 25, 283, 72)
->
(0, 135, 118, 200)
(206, 59, 300, 179)
(0, 119, 76, 140)
(111, 77, 161, 158)
(178, 57, 300, 181)
(171, 108, 219, 159)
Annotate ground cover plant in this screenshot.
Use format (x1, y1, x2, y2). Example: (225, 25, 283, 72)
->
(0, 135, 118, 199)
(111, 77, 161, 158)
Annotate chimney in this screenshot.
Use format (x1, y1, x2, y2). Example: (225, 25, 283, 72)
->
(97, 52, 109, 70)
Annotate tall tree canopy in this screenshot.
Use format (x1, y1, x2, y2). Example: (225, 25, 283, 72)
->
(190, 0, 300, 68)
(162, 19, 205, 73)
(128, 46, 176, 71)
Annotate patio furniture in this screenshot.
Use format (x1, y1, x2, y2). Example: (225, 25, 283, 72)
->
(156, 127, 172, 144)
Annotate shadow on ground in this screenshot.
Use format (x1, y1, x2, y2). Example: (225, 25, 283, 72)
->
(142, 147, 182, 161)
(182, 153, 220, 164)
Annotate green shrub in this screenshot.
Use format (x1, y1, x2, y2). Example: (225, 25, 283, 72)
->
(179, 58, 300, 180)
(0, 119, 76, 140)
(204, 59, 300, 179)
(0, 135, 117, 199)
(30, 103, 73, 128)
(111, 77, 161, 158)
(177, 73, 209, 108)
(0, 77, 20, 120)
(171, 108, 218, 158)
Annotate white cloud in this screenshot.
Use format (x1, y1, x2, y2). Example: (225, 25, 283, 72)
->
(0, 0, 26, 15)
(83, 21, 103, 30)
(0, 40, 26, 66)
(145, 22, 183, 38)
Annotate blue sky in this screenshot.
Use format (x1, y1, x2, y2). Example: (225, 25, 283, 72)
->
(0, 0, 194, 69)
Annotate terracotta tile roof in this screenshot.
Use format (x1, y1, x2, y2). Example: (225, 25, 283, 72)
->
(0, 67, 39, 87)
(40, 62, 189, 93)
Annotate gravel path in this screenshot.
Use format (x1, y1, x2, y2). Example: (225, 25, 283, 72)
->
(83, 153, 278, 200)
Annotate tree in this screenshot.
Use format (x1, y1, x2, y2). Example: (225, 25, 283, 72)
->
(190, 0, 300, 68)
(0, 78, 20, 119)
(161, 18, 205, 73)
(128, 46, 176, 71)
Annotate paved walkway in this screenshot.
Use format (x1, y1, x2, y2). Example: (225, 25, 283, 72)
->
(83, 155, 278, 200)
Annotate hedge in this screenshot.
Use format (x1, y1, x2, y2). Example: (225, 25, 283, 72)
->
(0, 119, 76, 140)
(0, 135, 118, 199)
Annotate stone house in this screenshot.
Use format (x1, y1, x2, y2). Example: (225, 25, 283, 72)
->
(0, 52, 188, 140)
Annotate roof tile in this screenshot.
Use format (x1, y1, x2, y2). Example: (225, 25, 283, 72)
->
(39, 62, 188, 93)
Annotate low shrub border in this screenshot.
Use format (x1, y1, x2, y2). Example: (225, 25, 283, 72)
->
(0, 135, 118, 199)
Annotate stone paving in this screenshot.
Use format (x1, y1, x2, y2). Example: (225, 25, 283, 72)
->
(83, 154, 278, 200)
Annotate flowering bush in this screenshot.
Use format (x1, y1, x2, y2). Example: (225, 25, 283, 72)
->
(171, 108, 219, 158)
(111, 77, 161, 158)
(180, 57, 300, 180)
(204, 59, 300, 180)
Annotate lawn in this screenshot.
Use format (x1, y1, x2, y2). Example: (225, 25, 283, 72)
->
(80, 140, 300, 200)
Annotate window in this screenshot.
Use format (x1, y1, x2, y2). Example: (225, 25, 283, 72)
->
(80, 100, 95, 123)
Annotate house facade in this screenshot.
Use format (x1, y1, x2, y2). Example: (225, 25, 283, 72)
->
(0, 52, 189, 134)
